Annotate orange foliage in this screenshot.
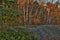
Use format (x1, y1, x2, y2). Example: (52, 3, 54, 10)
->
(29, 0, 33, 3)
(18, 0, 33, 6)
(46, 2, 56, 11)
(43, 2, 60, 26)
(17, 0, 60, 25)
(18, 0, 26, 6)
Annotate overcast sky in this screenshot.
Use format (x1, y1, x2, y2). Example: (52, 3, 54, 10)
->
(35, 0, 60, 3)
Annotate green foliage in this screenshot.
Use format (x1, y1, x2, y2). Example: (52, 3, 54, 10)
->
(0, 6, 23, 25)
(5, 0, 15, 3)
(6, 0, 15, 2)
(0, 28, 39, 40)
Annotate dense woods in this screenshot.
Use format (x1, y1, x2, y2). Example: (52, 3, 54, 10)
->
(17, 0, 60, 26)
(0, 0, 60, 40)
(0, 0, 60, 26)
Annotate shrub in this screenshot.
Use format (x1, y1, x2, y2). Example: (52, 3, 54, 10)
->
(0, 28, 39, 40)
(0, 6, 23, 26)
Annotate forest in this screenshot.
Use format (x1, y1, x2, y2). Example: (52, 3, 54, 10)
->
(0, 0, 60, 26)
(0, 0, 60, 40)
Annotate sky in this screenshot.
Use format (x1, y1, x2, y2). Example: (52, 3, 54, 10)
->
(35, 0, 60, 3)
(44, 0, 59, 3)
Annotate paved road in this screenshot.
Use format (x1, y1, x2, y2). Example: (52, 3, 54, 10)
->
(23, 25, 60, 40)
(8, 25, 60, 40)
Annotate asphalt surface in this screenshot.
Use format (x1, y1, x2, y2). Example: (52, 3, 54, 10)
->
(6, 25, 60, 40)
